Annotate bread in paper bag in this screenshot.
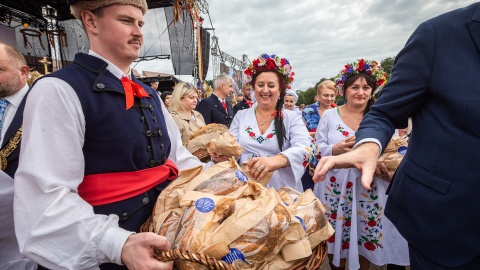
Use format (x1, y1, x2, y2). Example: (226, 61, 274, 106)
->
(377, 136, 408, 172)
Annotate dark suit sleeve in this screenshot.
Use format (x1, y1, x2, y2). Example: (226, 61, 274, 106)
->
(196, 99, 212, 124)
(356, 21, 434, 151)
(233, 103, 240, 117)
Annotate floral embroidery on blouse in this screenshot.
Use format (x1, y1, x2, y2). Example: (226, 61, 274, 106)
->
(245, 125, 276, 144)
(358, 183, 383, 251)
(324, 176, 354, 249)
(336, 124, 350, 137)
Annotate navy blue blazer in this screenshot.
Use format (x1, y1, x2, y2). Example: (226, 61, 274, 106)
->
(233, 99, 251, 117)
(356, 3, 480, 267)
(196, 93, 233, 127)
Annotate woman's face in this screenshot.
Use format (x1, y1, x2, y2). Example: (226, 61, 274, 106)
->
(344, 77, 372, 107)
(254, 71, 280, 110)
(164, 95, 172, 107)
(284, 95, 296, 110)
(317, 88, 336, 108)
(181, 92, 198, 111)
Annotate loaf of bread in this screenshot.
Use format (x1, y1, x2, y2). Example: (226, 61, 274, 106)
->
(194, 167, 247, 195)
(296, 200, 327, 236)
(158, 210, 183, 245)
(229, 204, 291, 266)
(277, 186, 301, 206)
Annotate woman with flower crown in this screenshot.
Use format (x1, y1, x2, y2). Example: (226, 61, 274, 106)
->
(213, 53, 313, 191)
(313, 59, 409, 270)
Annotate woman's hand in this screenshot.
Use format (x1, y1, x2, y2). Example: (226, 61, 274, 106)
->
(375, 162, 394, 182)
(207, 148, 229, 163)
(248, 155, 287, 181)
(332, 135, 356, 155)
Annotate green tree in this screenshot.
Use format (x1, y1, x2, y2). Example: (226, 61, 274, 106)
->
(204, 79, 214, 88)
(381, 57, 395, 80)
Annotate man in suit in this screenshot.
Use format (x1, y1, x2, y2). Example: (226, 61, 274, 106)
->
(0, 43, 36, 269)
(233, 84, 254, 117)
(196, 73, 234, 127)
(313, 3, 480, 269)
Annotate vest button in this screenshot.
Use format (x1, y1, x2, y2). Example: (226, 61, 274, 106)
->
(96, 83, 105, 89)
(147, 145, 151, 152)
(121, 212, 128, 219)
(161, 144, 164, 149)
(153, 117, 158, 123)
(142, 197, 149, 204)
(140, 116, 145, 123)
(149, 160, 155, 167)
(145, 130, 151, 136)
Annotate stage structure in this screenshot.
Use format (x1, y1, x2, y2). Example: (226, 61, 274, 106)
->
(0, 0, 175, 74)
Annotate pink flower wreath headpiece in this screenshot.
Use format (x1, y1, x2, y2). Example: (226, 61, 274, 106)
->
(244, 54, 295, 89)
(334, 59, 387, 95)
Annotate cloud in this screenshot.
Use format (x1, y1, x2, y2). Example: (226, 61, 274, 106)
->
(134, 0, 477, 91)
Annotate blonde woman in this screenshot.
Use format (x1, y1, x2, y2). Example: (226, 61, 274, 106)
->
(169, 82, 206, 143)
(302, 80, 338, 137)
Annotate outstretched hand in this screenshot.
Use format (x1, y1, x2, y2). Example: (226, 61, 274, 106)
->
(121, 232, 173, 270)
(313, 142, 380, 190)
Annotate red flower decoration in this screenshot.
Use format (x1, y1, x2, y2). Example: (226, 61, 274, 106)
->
(330, 213, 337, 219)
(342, 131, 349, 136)
(367, 220, 377, 227)
(266, 133, 273, 139)
(249, 132, 255, 137)
(356, 59, 365, 71)
(344, 220, 351, 227)
(302, 160, 308, 168)
(265, 58, 277, 70)
(364, 242, 376, 251)
(311, 127, 317, 132)
(341, 242, 350, 250)
(330, 176, 336, 182)
(253, 59, 260, 66)
(327, 235, 335, 243)
(346, 181, 353, 189)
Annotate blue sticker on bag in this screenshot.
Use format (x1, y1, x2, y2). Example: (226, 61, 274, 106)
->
(398, 146, 407, 156)
(236, 170, 248, 182)
(195, 198, 215, 213)
(222, 248, 245, 264)
(296, 216, 307, 231)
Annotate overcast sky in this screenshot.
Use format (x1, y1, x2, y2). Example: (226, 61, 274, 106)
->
(133, 0, 477, 91)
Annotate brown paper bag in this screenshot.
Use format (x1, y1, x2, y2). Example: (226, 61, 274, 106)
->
(377, 136, 408, 172)
(200, 188, 308, 269)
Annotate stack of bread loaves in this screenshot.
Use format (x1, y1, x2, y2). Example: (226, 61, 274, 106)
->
(142, 159, 334, 269)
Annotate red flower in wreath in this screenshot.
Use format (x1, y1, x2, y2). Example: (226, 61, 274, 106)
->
(367, 220, 377, 227)
(265, 58, 277, 70)
(364, 242, 376, 251)
(249, 132, 255, 137)
(356, 59, 365, 71)
(342, 131, 349, 136)
(266, 133, 274, 139)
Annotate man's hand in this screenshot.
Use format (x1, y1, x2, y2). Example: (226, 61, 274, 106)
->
(121, 232, 173, 270)
(313, 142, 380, 189)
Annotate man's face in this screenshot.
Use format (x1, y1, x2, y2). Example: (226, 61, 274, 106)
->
(219, 81, 233, 98)
(0, 48, 27, 98)
(89, 5, 145, 67)
(151, 82, 158, 90)
(243, 86, 251, 100)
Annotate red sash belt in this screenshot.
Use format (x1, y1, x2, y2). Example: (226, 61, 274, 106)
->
(78, 159, 178, 206)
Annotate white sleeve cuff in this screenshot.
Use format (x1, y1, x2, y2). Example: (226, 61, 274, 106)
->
(353, 138, 383, 157)
(98, 226, 134, 265)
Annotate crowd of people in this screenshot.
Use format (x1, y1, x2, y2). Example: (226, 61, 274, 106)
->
(1, 0, 479, 269)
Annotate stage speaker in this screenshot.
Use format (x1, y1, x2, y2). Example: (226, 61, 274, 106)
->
(200, 27, 210, 80)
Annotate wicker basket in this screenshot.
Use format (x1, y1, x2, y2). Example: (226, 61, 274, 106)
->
(154, 240, 327, 270)
(187, 123, 229, 162)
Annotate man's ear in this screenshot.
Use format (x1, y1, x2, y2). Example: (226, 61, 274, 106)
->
(81, 10, 98, 34)
(20, 65, 30, 78)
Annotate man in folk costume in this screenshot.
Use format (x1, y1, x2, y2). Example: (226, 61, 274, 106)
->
(13, 0, 202, 269)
